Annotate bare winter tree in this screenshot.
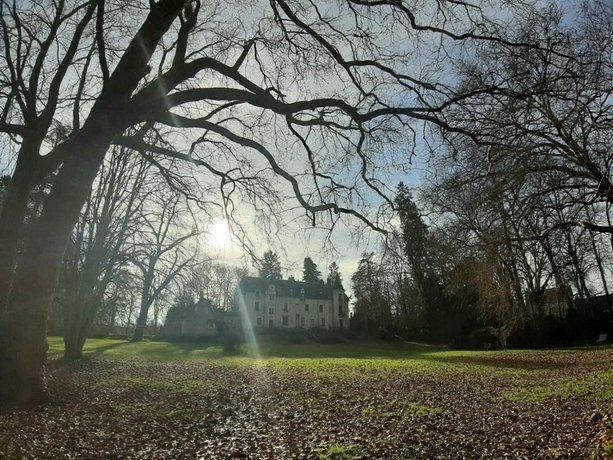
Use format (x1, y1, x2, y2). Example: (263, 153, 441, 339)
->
(445, 2, 613, 233)
(57, 148, 150, 360)
(0, 0, 535, 406)
(130, 190, 196, 342)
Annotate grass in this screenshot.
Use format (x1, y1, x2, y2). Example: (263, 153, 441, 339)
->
(501, 370, 613, 402)
(47, 337, 228, 361)
(5, 337, 611, 458)
(47, 336, 613, 375)
(317, 445, 361, 460)
(47, 336, 451, 360)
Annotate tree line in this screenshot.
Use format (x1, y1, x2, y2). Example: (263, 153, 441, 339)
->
(350, 2, 613, 348)
(257, 249, 343, 287)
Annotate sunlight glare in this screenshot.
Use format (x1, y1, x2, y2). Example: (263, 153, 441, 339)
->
(235, 287, 261, 359)
(206, 218, 235, 249)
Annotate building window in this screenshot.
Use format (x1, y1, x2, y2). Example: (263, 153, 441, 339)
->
(269, 319, 274, 329)
(282, 316, 289, 326)
(319, 304, 323, 313)
(256, 291, 260, 298)
(257, 317, 262, 326)
(338, 293, 342, 302)
(269, 307, 274, 315)
(339, 304, 343, 317)
(339, 319, 344, 329)
(254, 301, 260, 312)
(283, 303, 288, 312)
(310, 318, 315, 327)
(269, 294, 274, 301)
(305, 304, 309, 312)
(321, 318, 325, 327)
(300, 317, 305, 327)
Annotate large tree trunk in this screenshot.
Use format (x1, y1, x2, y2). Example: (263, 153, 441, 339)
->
(132, 309, 148, 342)
(63, 295, 100, 361)
(63, 245, 108, 361)
(0, 0, 187, 407)
(0, 140, 43, 312)
(0, 134, 109, 406)
(132, 287, 154, 342)
(588, 221, 613, 315)
(133, 291, 154, 342)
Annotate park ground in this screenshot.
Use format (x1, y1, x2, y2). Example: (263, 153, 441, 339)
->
(1, 339, 613, 459)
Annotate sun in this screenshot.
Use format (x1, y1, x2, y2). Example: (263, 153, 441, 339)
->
(206, 218, 235, 250)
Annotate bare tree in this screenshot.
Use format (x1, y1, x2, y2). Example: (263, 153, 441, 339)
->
(58, 148, 150, 360)
(445, 2, 613, 233)
(0, 0, 534, 405)
(130, 190, 196, 342)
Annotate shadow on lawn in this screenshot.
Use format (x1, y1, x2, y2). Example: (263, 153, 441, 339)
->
(93, 338, 447, 361)
(431, 347, 613, 371)
(94, 340, 225, 359)
(254, 341, 448, 361)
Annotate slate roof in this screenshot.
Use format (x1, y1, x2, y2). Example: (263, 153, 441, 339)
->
(238, 276, 344, 301)
(575, 294, 613, 316)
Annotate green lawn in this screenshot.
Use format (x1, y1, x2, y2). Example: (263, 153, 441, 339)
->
(47, 336, 451, 361)
(1, 337, 607, 458)
(47, 336, 613, 398)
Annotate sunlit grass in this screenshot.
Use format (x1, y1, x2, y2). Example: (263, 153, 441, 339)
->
(46, 336, 525, 382)
(47, 337, 229, 361)
(46, 337, 613, 383)
(501, 370, 613, 402)
(317, 444, 361, 460)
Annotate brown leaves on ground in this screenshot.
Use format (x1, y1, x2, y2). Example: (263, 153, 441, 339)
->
(0, 348, 612, 459)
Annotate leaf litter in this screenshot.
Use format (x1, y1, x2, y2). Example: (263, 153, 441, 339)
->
(0, 347, 612, 459)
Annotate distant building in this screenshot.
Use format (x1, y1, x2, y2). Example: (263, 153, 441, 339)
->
(574, 293, 613, 317)
(235, 276, 350, 330)
(540, 287, 572, 317)
(163, 298, 240, 340)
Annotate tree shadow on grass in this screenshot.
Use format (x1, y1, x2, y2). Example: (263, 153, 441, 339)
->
(430, 347, 613, 371)
(254, 340, 448, 361)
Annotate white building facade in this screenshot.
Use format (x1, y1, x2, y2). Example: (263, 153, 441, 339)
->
(235, 276, 350, 330)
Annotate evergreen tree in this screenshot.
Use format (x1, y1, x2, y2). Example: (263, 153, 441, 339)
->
(395, 183, 446, 341)
(258, 250, 282, 280)
(302, 257, 322, 283)
(351, 253, 390, 333)
(395, 183, 429, 279)
(326, 261, 342, 286)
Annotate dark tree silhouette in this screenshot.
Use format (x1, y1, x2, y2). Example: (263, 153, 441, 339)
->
(326, 261, 342, 286)
(302, 257, 322, 283)
(258, 251, 282, 280)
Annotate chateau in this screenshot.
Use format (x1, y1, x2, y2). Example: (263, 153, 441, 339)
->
(236, 276, 349, 330)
